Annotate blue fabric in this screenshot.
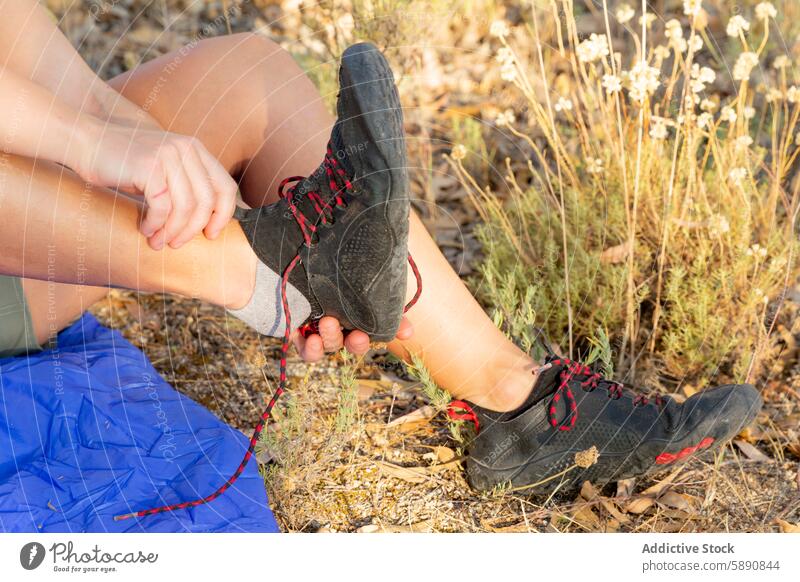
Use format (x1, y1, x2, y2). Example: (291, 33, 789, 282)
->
(0, 313, 279, 533)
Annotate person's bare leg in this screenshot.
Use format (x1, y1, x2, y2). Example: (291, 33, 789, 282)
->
(16, 32, 534, 411)
(0, 155, 255, 319)
(114, 33, 537, 411)
(390, 213, 537, 410)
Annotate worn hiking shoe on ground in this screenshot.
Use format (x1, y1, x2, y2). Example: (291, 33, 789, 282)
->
(234, 42, 415, 341)
(450, 356, 762, 494)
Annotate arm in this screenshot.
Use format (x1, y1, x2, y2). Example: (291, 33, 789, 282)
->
(0, 64, 88, 166)
(0, 0, 156, 127)
(0, 1, 237, 248)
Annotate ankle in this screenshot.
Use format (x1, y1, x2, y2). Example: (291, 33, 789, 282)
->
(462, 356, 540, 412)
(211, 222, 258, 310)
(224, 238, 257, 310)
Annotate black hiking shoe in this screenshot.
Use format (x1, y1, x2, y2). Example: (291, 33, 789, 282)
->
(449, 356, 762, 494)
(235, 42, 418, 341)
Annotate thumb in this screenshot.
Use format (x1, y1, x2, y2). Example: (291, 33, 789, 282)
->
(140, 162, 171, 238)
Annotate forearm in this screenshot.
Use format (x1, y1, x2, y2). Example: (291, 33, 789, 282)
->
(0, 0, 156, 128)
(0, 65, 90, 168)
(0, 0, 108, 116)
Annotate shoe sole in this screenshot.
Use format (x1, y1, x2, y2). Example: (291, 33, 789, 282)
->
(322, 43, 410, 341)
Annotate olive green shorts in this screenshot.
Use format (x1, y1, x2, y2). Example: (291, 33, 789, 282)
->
(0, 275, 42, 358)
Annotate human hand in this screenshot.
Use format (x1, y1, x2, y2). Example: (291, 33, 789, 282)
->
(72, 116, 238, 249)
(293, 316, 414, 362)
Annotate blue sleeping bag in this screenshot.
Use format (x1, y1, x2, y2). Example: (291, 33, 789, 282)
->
(0, 313, 279, 532)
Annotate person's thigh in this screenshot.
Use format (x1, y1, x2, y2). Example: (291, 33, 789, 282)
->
(20, 279, 108, 347)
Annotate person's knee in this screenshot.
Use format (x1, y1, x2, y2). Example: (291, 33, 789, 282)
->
(227, 33, 310, 99)
(207, 32, 296, 86)
(221, 32, 283, 62)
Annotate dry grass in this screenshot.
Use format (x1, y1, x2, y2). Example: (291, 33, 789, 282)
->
(46, 0, 800, 531)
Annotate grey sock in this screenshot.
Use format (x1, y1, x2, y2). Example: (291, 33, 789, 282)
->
(227, 261, 311, 337)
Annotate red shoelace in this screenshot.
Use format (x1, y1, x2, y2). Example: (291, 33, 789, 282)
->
(447, 357, 664, 434)
(116, 143, 422, 521)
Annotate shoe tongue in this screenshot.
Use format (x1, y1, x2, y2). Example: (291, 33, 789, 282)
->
(529, 361, 568, 402)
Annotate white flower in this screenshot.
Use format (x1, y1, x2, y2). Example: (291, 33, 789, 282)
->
(708, 214, 730, 235)
(650, 120, 669, 140)
(495, 109, 516, 126)
(746, 243, 766, 257)
(727, 15, 751, 37)
(451, 144, 467, 161)
(688, 65, 715, 94)
(500, 64, 517, 82)
(755, 2, 777, 21)
(665, 19, 683, 41)
(698, 66, 716, 84)
(497, 47, 518, 83)
(602, 73, 622, 93)
(690, 79, 706, 94)
(743, 105, 756, 119)
(587, 158, 604, 174)
(555, 96, 574, 112)
(729, 166, 748, 185)
(720, 105, 738, 123)
(736, 135, 754, 148)
(576, 33, 610, 64)
(689, 35, 703, 52)
(697, 112, 713, 129)
(639, 13, 657, 29)
(733, 52, 759, 81)
(626, 60, 661, 103)
(683, 0, 703, 17)
(490, 20, 510, 38)
(654, 45, 671, 61)
(700, 98, 717, 111)
(616, 4, 635, 24)
(665, 19, 687, 52)
(788, 86, 800, 103)
(773, 55, 790, 69)
(766, 88, 784, 103)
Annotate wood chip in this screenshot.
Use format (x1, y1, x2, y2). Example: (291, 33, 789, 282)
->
(625, 496, 655, 514)
(616, 478, 636, 499)
(387, 405, 436, 432)
(657, 491, 692, 512)
(358, 520, 434, 533)
(375, 461, 431, 484)
(774, 518, 800, 533)
(734, 439, 772, 462)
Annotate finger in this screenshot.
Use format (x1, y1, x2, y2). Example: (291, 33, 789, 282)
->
(155, 147, 195, 249)
(196, 146, 238, 239)
(147, 227, 165, 251)
(395, 317, 414, 341)
(343, 330, 371, 355)
(169, 143, 215, 248)
(299, 334, 325, 363)
(140, 162, 171, 238)
(318, 316, 344, 353)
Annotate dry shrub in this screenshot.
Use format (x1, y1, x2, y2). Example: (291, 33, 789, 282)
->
(449, 1, 800, 389)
